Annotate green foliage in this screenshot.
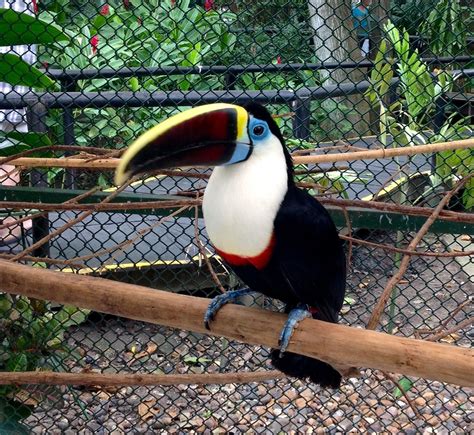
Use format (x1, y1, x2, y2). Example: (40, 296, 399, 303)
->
(390, 0, 440, 36)
(0, 131, 52, 157)
(393, 377, 414, 399)
(40, 1, 236, 149)
(0, 8, 68, 89)
(222, 0, 313, 64)
(366, 40, 394, 105)
(434, 121, 474, 210)
(0, 8, 68, 46)
(0, 53, 57, 90)
(0, 294, 89, 425)
(420, 0, 466, 56)
(367, 21, 473, 210)
(385, 21, 434, 119)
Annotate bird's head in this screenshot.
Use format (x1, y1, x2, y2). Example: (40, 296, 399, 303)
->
(115, 103, 293, 186)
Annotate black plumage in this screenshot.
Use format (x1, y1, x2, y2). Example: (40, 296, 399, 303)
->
(229, 104, 347, 387)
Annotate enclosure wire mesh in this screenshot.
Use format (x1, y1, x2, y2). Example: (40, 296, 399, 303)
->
(0, 0, 472, 433)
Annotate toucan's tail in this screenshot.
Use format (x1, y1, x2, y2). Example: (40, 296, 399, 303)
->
(270, 309, 342, 388)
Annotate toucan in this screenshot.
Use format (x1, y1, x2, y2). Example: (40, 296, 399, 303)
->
(115, 103, 346, 388)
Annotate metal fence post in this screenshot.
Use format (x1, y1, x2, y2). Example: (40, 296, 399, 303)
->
(26, 100, 50, 260)
(225, 69, 238, 90)
(292, 98, 311, 140)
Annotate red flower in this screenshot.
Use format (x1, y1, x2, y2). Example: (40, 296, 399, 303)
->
(171, 0, 176, 6)
(123, 0, 130, 9)
(32, 0, 38, 14)
(91, 35, 99, 55)
(42, 61, 49, 69)
(100, 4, 110, 15)
(276, 56, 282, 64)
(204, 0, 214, 11)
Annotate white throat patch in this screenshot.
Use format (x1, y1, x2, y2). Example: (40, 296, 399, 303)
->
(202, 134, 288, 257)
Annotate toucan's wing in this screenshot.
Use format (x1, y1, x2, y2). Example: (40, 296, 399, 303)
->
(273, 186, 346, 322)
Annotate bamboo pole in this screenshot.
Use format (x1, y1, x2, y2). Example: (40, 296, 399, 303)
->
(6, 138, 474, 169)
(0, 260, 472, 387)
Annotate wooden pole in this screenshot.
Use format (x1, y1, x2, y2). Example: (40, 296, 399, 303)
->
(0, 371, 283, 387)
(0, 260, 472, 387)
(6, 138, 474, 169)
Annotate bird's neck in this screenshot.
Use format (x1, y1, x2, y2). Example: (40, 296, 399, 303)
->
(202, 141, 289, 258)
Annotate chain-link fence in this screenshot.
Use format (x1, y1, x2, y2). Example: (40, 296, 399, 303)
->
(0, 0, 473, 433)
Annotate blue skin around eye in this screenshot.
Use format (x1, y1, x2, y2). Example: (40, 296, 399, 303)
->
(249, 117, 270, 142)
(224, 117, 269, 165)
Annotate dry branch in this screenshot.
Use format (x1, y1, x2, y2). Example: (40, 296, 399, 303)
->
(425, 318, 474, 342)
(366, 176, 472, 330)
(340, 235, 474, 258)
(8, 179, 134, 262)
(0, 186, 102, 231)
(0, 260, 472, 387)
(0, 370, 283, 387)
(3, 197, 472, 227)
(6, 138, 474, 169)
(0, 145, 115, 167)
(0, 199, 200, 212)
(0, 253, 84, 268)
(318, 198, 474, 224)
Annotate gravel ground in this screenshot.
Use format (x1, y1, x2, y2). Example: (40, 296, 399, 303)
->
(22, 231, 473, 433)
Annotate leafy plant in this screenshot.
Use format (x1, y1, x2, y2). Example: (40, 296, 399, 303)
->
(0, 132, 52, 157)
(39, 1, 236, 152)
(0, 293, 89, 429)
(0, 8, 67, 91)
(0, 7, 68, 161)
(367, 21, 474, 331)
(393, 376, 414, 399)
(390, 0, 440, 35)
(375, 21, 474, 210)
(420, 0, 466, 56)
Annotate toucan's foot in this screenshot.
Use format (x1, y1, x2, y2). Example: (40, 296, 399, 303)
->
(204, 288, 255, 330)
(278, 304, 312, 357)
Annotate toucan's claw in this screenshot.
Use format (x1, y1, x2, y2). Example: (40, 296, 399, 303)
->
(204, 288, 255, 330)
(278, 305, 312, 357)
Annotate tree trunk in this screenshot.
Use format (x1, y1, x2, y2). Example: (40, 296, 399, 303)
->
(307, 0, 370, 137)
(368, 0, 390, 129)
(369, 0, 390, 59)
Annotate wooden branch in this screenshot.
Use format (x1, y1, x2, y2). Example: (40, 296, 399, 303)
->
(0, 199, 200, 212)
(366, 177, 471, 330)
(8, 179, 134, 262)
(6, 138, 474, 169)
(0, 260, 472, 387)
(2, 195, 472, 226)
(340, 234, 474, 258)
(293, 138, 474, 165)
(425, 318, 473, 342)
(0, 370, 283, 387)
(318, 198, 474, 225)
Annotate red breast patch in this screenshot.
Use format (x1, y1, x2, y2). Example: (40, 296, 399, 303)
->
(215, 234, 276, 270)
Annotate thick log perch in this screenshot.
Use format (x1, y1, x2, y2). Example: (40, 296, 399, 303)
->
(0, 260, 472, 387)
(5, 138, 474, 169)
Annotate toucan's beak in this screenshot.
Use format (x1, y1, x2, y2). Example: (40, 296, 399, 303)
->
(115, 103, 250, 185)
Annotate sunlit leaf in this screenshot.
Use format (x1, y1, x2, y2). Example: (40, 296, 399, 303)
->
(0, 53, 57, 89)
(0, 8, 69, 46)
(393, 377, 414, 399)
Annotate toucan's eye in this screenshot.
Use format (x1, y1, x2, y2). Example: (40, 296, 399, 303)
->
(253, 125, 265, 136)
(248, 117, 269, 141)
